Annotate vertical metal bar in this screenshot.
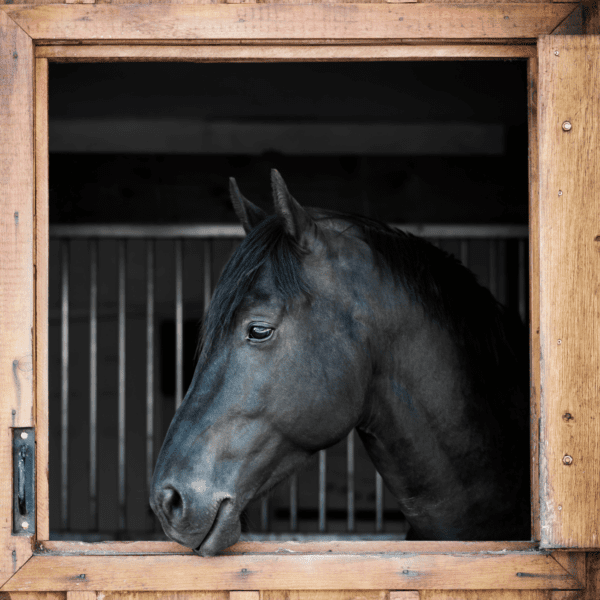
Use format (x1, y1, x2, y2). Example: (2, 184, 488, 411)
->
(318, 449, 327, 532)
(347, 430, 355, 532)
(261, 497, 269, 532)
(375, 471, 384, 533)
(518, 238, 527, 323)
(489, 239, 498, 299)
(460, 239, 469, 267)
(203, 239, 212, 313)
(118, 240, 127, 533)
(175, 240, 183, 410)
(89, 239, 98, 531)
(289, 473, 298, 532)
(60, 239, 70, 532)
(146, 240, 155, 498)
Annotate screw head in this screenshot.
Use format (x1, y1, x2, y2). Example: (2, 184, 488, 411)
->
(557, 339, 562, 345)
(558, 190, 563, 196)
(562, 121, 572, 132)
(563, 455, 573, 466)
(21, 521, 29, 530)
(20, 432, 28, 440)
(554, 50, 560, 56)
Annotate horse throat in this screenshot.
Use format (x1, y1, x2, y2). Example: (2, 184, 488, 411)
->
(355, 301, 528, 541)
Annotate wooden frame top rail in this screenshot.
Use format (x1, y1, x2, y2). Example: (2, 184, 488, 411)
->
(2, 3, 578, 44)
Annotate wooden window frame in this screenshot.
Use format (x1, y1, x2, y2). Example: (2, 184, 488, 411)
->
(0, 1, 594, 594)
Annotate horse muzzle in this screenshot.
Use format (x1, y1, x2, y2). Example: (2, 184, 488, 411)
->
(150, 483, 242, 556)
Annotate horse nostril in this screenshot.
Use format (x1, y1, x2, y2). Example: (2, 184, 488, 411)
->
(161, 486, 183, 521)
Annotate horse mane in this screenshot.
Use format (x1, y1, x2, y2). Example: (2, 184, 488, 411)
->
(199, 209, 528, 407)
(315, 211, 529, 401)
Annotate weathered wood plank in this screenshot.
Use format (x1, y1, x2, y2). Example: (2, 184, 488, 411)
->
(2, 4, 577, 42)
(0, 7, 35, 588)
(262, 592, 388, 600)
(538, 35, 600, 549)
(34, 43, 536, 61)
(422, 593, 552, 599)
(0, 594, 67, 600)
(34, 56, 49, 544)
(36, 541, 539, 556)
(0, 553, 581, 591)
(66, 594, 96, 600)
(230, 593, 259, 600)
(528, 53, 541, 544)
(101, 595, 228, 600)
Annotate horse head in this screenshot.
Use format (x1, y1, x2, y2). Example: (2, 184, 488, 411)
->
(150, 171, 376, 555)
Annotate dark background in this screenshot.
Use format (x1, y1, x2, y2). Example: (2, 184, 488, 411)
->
(47, 60, 529, 538)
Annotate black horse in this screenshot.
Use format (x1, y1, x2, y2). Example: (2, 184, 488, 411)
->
(151, 170, 530, 556)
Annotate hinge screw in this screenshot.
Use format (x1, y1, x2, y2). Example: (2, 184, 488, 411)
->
(20, 432, 28, 440)
(562, 121, 572, 132)
(21, 521, 29, 530)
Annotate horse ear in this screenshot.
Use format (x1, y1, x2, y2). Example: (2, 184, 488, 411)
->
(229, 177, 267, 234)
(271, 169, 313, 241)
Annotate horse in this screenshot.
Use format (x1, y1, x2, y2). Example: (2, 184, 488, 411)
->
(150, 170, 530, 556)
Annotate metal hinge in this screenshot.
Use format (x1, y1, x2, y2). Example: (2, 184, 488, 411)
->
(12, 428, 35, 536)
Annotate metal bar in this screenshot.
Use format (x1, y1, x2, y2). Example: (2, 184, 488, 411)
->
(347, 431, 355, 533)
(175, 240, 183, 410)
(375, 471, 384, 533)
(319, 449, 327, 533)
(89, 239, 98, 531)
(50, 223, 529, 240)
(203, 239, 212, 313)
(261, 497, 269, 532)
(460, 239, 469, 267)
(60, 239, 69, 532)
(118, 240, 127, 532)
(518, 239, 527, 323)
(146, 240, 155, 499)
(289, 473, 298, 532)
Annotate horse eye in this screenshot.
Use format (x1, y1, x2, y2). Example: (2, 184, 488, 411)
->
(247, 325, 274, 341)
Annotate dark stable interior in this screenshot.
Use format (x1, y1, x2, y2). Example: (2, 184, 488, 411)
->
(48, 60, 528, 540)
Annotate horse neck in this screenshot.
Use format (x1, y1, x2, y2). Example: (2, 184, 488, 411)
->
(355, 280, 528, 539)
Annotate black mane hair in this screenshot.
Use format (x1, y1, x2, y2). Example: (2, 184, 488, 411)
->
(199, 209, 528, 408)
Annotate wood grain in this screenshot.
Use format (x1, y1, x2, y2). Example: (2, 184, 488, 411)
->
(34, 57, 49, 544)
(422, 593, 553, 600)
(538, 35, 600, 549)
(34, 44, 536, 62)
(0, 594, 66, 600)
(66, 594, 96, 600)
(262, 592, 388, 600)
(528, 54, 540, 544)
(0, 553, 581, 591)
(230, 593, 259, 600)
(3, 4, 577, 42)
(101, 594, 228, 600)
(0, 6, 36, 588)
(582, 0, 600, 32)
(36, 541, 539, 556)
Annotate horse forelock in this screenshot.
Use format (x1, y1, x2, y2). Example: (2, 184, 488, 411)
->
(197, 214, 311, 362)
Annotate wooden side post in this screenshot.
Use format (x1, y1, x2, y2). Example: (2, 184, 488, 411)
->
(538, 34, 600, 548)
(0, 8, 36, 585)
